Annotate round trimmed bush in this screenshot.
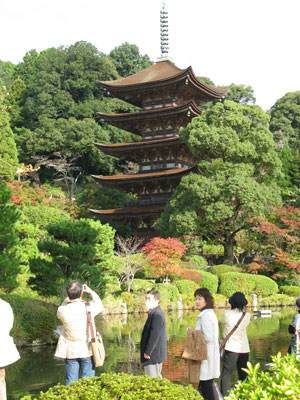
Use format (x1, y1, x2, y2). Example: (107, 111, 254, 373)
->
(280, 286, 300, 297)
(198, 271, 218, 294)
(219, 273, 278, 297)
(154, 283, 180, 310)
(175, 280, 199, 295)
(20, 373, 203, 399)
(210, 264, 241, 276)
(131, 279, 153, 294)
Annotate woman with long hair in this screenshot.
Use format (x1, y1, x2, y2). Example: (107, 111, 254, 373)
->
(192, 287, 220, 400)
(220, 291, 251, 397)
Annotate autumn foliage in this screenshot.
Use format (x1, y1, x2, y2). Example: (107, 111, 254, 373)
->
(142, 237, 186, 278)
(247, 207, 300, 282)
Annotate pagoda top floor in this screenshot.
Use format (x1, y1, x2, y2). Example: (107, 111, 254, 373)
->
(99, 60, 227, 108)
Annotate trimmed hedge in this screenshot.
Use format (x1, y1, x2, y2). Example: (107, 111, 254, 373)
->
(219, 273, 278, 297)
(131, 279, 154, 294)
(1, 295, 57, 346)
(21, 373, 203, 399)
(154, 283, 180, 310)
(178, 270, 218, 294)
(210, 264, 241, 276)
(280, 286, 300, 297)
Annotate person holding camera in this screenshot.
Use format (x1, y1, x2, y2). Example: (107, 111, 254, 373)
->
(54, 280, 104, 385)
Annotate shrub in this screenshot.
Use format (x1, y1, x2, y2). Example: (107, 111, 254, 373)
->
(154, 283, 180, 310)
(229, 353, 300, 400)
(175, 280, 198, 308)
(179, 270, 218, 294)
(210, 264, 241, 276)
(198, 271, 218, 294)
(219, 272, 278, 297)
(131, 279, 154, 294)
(2, 295, 57, 345)
(181, 255, 208, 270)
(21, 373, 203, 399)
(280, 286, 300, 297)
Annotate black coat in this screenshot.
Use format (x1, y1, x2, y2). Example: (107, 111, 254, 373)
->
(140, 306, 167, 366)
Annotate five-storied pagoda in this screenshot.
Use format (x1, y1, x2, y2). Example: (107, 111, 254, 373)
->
(90, 1, 226, 236)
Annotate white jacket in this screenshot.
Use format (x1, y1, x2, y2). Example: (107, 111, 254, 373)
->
(54, 290, 103, 359)
(221, 309, 251, 353)
(195, 309, 220, 380)
(0, 298, 20, 368)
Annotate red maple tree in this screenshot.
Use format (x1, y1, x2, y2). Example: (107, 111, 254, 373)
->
(142, 237, 186, 280)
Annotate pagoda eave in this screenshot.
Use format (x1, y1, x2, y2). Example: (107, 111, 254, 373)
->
(92, 167, 196, 187)
(89, 204, 165, 219)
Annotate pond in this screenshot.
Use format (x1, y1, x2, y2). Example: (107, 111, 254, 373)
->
(6, 306, 295, 399)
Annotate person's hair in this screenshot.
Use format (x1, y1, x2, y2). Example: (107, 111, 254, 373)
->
(194, 287, 215, 309)
(67, 280, 83, 300)
(296, 296, 300, 308)
(147, 289, 160, 302)
(229, 291, 248, 311)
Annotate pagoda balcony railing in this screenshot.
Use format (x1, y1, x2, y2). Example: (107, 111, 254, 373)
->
(126, 195, 172, 207)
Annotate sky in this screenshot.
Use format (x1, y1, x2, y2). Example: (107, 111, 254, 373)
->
(1, 0, 300, 111)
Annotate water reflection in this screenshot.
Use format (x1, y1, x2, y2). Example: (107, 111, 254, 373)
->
(7, 307, 294, 399)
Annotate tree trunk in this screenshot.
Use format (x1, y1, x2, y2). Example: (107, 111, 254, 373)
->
(223, 238, 235, 265)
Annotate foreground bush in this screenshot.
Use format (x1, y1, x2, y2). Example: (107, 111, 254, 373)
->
(280, 286, 300, 297)
(219, 272, 278, 297)
(229, 353, 300, 400)
(21, 373, 202, 399)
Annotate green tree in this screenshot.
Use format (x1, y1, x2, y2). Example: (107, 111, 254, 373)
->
(29, 218, 115, 296)
(269, 91, 300, 147)
(0, 86, 19, 181)
(0, 60, 15, 87)
(222, 83, 256, 105)
(7, 78, 26, 128)
(156, 101, 282, 264)
(0, 182, 21, 292)
(109, 42, 152, 77)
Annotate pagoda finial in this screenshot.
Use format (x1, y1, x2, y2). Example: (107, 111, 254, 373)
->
(158, 0, 170, 61)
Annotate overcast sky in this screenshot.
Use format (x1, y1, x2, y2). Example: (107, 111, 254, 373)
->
(2, 0, 300, 110)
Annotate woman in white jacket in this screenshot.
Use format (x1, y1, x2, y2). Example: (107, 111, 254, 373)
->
(193, 287, 220, 400)
(0, 298, 20, 400)
(220, 292, 251, 397)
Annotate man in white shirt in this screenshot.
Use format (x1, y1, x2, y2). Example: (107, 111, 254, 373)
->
(54, 280, 104, 385)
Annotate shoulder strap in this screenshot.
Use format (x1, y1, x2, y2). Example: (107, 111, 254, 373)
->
(85, 302, 96, 342)
(220, 312, 246, 351)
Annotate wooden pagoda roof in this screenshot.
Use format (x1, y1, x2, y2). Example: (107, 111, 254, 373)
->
(89, 204, 165, 219)
(99, 60, 227, 106)
(95, 136, 181, 151)
(96, 101, 202, 135)
(92, 166, 195, 187)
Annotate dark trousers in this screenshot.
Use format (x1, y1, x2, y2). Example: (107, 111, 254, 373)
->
(198, 379, 218, 400)
(221, 350, 249, 397)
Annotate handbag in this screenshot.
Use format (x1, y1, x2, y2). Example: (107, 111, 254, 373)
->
(86, 303, 105, 367)
(182, 329, 207, 361)
(219, 312, 245, 357)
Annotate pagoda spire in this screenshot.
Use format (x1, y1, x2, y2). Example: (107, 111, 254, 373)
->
(158, 0, 170, 61)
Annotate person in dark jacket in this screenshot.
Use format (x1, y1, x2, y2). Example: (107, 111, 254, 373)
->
(140, 289, 167, 378)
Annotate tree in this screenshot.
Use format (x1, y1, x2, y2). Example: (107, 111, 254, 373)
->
(0, 182, 21, 292)
(245, 207, 300, 285)
(32, 152, 82, 200)
(222, 83, 256, 105)
(109, 42, 152, 78)
(0, 60, 15, 88)
(7, 78, 26, 128)
(142, 237, 186, 281)
(113, 235, 145, 292)
(0, 86, 19, 181)
(29, 218, 115, 296)
(156, 101, 282, 264)
(269, 91, 300, 147)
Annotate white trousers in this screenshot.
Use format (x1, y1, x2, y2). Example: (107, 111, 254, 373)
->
(144, 363, 162, 378)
